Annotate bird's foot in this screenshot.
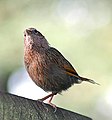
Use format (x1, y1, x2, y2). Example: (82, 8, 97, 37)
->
(38, 99, 49, 111)
(38, 93, 57, 112)
(48, 102, 57, 113)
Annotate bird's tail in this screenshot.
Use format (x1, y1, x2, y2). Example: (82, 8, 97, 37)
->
(79, 76, 100, 85)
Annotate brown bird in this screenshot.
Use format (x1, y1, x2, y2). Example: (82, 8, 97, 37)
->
(24, 28, 99, 109)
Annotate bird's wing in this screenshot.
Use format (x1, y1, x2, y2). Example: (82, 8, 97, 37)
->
(46, 47, 79, 77)
(45, 47, 99, 85)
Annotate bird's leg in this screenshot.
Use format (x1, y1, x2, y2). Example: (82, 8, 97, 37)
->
(48, 93, 57, 112)
(38, 93, 56, 102)
(38, 93, 57, 112)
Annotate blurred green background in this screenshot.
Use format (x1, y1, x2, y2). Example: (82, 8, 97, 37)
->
(0, 0, 112, 119)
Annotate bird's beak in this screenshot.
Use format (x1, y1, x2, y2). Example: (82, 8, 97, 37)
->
(24, 29, 30, 37)
(24, 29, 31, 37)
(24, 31, 26, 37)
(25, 28, 32, 35)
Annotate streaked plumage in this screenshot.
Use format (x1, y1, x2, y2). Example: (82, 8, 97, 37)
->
(24, 28, 99, 108)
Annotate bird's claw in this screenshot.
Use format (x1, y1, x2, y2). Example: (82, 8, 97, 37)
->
(48, 102, 57, 113)
(37, 99, 49, 112)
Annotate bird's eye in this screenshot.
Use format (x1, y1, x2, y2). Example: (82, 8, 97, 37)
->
(33, 29, 38, 34)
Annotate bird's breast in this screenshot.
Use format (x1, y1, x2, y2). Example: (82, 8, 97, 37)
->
(24, 48, 46, 87)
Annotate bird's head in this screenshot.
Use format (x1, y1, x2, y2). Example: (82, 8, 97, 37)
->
(24, 28, 49, 49)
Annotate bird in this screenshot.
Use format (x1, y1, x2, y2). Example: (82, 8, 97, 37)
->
(23, 27, 99, 109)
